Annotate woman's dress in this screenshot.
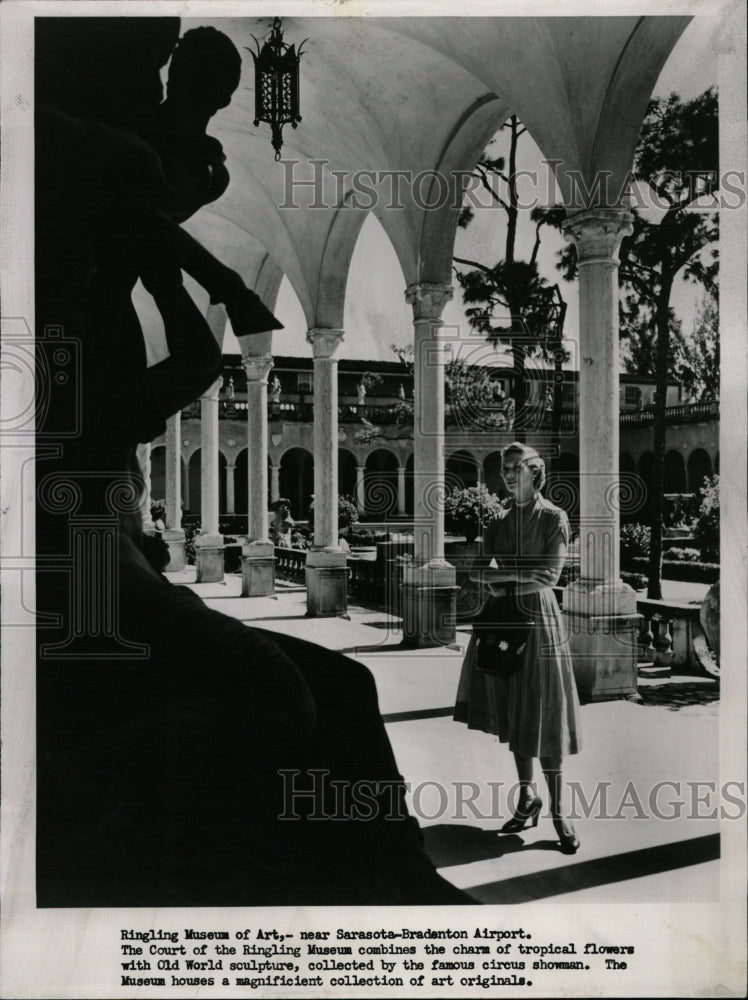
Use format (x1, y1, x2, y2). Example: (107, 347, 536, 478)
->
(453, 494, 582, 758)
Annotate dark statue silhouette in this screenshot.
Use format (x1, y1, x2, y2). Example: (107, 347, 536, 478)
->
(34, 16, 471, 906)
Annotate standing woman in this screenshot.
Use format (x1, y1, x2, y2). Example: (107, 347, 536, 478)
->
(453, 443, 582, 853)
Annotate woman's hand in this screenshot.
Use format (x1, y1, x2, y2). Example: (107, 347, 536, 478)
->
(525, 566, 558, 587)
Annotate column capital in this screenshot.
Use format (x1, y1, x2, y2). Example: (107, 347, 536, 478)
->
(306, 328, 344, 359)
(562, 208, 633, 266)
(201, 376, 223, 402)
(405, 282, 453, 321)
(242, 354, 273, 383)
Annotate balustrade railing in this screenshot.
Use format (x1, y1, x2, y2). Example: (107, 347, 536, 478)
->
(620, 401, 719, 425)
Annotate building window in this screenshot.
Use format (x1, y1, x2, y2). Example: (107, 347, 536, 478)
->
(297, 373, 313, 393)
(562, 383, 575, 402)
(625, 385, 642, 405)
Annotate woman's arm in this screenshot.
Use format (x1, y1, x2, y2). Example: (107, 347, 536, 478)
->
(482, 538, 567, 597)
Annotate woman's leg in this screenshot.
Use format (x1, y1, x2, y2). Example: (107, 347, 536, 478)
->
(513, 751, 537, 805)
(539, 754, 563, 816)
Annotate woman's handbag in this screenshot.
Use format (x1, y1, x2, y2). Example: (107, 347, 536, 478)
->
(473, 587, 534, 676)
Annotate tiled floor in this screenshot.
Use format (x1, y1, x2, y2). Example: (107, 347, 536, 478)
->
(177, 569, 721, 906)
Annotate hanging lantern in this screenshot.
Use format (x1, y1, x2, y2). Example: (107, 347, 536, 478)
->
(248, 18, 306, 161)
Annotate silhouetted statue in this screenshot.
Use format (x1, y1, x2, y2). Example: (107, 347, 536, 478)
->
(35, 17, 471, 908)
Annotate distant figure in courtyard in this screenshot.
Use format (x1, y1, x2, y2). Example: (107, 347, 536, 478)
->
(270, 374, 282, 403)
(454, 442, 582, 856)
(270, 498, 295, 548)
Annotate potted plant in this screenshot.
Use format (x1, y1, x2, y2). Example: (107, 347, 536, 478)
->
(443, 484, 503, 543)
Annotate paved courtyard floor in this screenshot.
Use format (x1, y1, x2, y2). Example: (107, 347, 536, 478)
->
(174, 569, 720, 906)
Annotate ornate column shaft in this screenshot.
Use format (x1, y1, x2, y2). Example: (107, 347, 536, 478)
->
(242, 355, 273, 540)
(270, 463, 281, 504)
(305, 328, 348, 617)
(562, 208, 633, 603)
(306, 328, 345, 548)
(163, 412, 186, 572)
(195, 377, 224, 583)
(397, 465, 407, 514)
(355, 465, 366, 513)
(401, 282, 458, 647)
(135, 443, 156, 533)
(406, 282, 453, 567)
(164, 412, 182, 528)
(225, 463, 236, 516)
(200, 378, 222, 536)
(561, 207, 640, 702)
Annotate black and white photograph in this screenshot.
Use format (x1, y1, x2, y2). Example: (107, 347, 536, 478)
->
(1, 0, 746, 996)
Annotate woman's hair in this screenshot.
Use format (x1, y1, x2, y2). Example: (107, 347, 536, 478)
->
(502, 442, 546, 491)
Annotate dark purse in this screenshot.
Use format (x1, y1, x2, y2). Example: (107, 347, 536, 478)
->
(473, 586, 534, 677)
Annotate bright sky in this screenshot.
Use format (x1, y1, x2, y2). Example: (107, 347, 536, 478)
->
(222, 16, 721, 369)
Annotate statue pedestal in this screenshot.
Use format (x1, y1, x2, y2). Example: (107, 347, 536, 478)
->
(305, 548, 348, 618)
(194, 533, 225, 583)
(162, 528, 186, 573)
(241, 540, 276, 597)
(563, 580, 641, 701)
(402, 561, 458, 648)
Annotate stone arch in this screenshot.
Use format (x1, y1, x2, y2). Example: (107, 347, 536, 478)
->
(483, 450, 504, 497)
(546, 451, 580, 523)
(364, 448, 399, 518)
(338, 448, 358, 501)
(279, 447, 314, 520)
(184, 448, 227, 518)
(619, 451, 636, 475)
(405, 452, 415, 515)
(664, 449, 687, 493)
(446, 449, 480, 490)
(687, 448, 713, 494)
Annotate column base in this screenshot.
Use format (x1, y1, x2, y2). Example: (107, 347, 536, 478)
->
(194, 533, 225, 583)
(305, 548, 348, 618)
(563, 579, 641, 701)
(162, 528, 186, 573)
(401, 561, 458, 648)
(241, 539, 276, 597)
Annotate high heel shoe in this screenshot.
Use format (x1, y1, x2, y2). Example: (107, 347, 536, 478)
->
(499, 795, 542, 833)
(552, 817, 580, 854)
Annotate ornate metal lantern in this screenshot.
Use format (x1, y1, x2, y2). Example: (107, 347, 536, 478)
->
(248, 18, 306, 160)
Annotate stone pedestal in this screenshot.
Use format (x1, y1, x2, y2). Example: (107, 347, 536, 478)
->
(194, 532, 225, 583)
(241, 539, 276, 597)
(163, 527, 186, 573)
(305, 547, 348, 618)
(401, 561, 459, 648)
(563, 580, 641, 701)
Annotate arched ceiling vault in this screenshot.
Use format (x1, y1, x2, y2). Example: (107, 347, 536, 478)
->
(182, 15, 690, 335)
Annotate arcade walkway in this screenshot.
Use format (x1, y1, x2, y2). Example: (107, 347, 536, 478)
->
(177, 570, 720, 906)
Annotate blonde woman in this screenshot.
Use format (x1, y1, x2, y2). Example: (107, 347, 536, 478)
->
(454, 443, 582, 853)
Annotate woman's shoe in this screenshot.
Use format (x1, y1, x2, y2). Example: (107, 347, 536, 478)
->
(552, 817, 580, 854)
(499, 795, 542, 833)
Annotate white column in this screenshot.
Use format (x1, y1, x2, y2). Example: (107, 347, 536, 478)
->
(165, 412, 182, 529)
(225, 463, 236, 515)
(200, 377, 222, 536)
(397, 465, 407, 514)
(563, 208, 635, 613)
(405, 282, 453, 567)
(355, 465, 366, 513)
(304, 328, 348, 617)
(270, 463, 281, 504)
(241, 355, 273, 540)
(135, 442, 155, 532)
(306, 328, 345, 548)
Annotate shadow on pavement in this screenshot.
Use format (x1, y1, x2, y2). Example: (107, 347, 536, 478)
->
(457, 832, 720, 904)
